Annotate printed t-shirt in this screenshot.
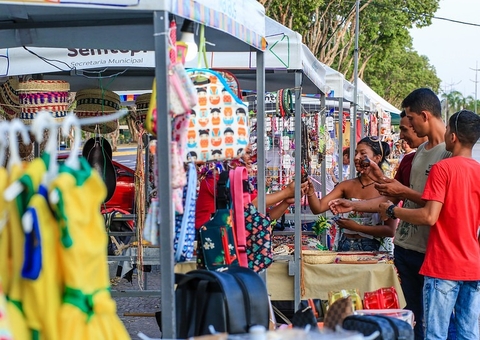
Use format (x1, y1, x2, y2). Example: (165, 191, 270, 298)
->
(394, 142, 451, 253)
(420, 157, 480, 280)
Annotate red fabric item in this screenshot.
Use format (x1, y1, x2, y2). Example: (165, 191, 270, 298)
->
(394, 152, 415, 187)
(420, 157, 480, 280)
(195, 174, 218, 230)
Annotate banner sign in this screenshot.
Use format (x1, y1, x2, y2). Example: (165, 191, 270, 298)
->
(0, 47, 155, 77)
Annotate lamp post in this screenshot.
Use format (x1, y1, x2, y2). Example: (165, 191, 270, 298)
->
(470, 61, 479, 114)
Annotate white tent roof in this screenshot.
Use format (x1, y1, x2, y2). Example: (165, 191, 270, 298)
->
(185, 16, 327, 93)
(321, 63, 354, 102)
(357, 78, 400, 114)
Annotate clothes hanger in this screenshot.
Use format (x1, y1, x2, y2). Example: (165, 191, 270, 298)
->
(0, 121, 10, 168)
(3, 119, 31, 201)
(31, 110, 59, 186)
(62, 113, 81, 170)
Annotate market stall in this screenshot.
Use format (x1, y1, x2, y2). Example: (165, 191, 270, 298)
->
(0, 1, 267, 338)
(184, 17, 329, 307)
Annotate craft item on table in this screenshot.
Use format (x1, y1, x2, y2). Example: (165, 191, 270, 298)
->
(17, 79, 70, 124)
(0, 78, 20, 120)
(185, 68, 248, 162)
(323, 296, 354, 331)
(363, 287, 400, 310)
(329, 289, 363, 311)
(302, 250, 337, 264)
(74, 88, 120, 133)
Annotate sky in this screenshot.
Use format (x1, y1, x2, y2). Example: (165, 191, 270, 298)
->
(409, 0, 480, 98)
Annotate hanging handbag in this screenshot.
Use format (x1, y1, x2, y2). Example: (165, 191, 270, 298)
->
(185, 68, 249, 162)
(229, 167, 250, 267)
(197, 209, 240, 271)
(244, 202, 273, 273)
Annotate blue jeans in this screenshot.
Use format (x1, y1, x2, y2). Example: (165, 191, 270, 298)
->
(337, 234, 380, 252)
(394, 246, 426, 340)
(423, 277, 480, 340)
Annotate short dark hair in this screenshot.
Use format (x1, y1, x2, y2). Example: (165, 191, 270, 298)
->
(342, 148, 350, 156)
(448, 110, 480, 146)
(401, 88, 442, 119)
(400, 110, 406, 118)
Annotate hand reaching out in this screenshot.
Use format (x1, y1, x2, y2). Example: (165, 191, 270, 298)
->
(328, 198, 355, 214)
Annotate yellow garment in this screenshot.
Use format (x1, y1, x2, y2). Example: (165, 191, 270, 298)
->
(2, 163, 30, 340)
(50, 159, 129, 340)
(15, 155, 62, 340)
(0, 166, 10, 293)
(22, 189, 62, 340)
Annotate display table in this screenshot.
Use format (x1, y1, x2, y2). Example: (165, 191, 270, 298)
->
(269, 261, 406, 308)
(175, 260, 406, 308)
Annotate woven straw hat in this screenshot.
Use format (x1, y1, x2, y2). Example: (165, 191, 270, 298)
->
(134, 93, 151, 123)
(302, 250, 338, 264)
(74, 88, 120, 134)
(0, 78, 20, 120)
(17, 79, 70, 124)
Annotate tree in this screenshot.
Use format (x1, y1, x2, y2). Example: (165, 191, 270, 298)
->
(259, 0, 441, 104)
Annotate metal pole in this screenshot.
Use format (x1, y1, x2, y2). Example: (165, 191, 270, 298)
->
(294, 71, 302, 309)
(153, 11, 175, 339)
(256, 50, 266, 216)
(352, 0, 360, 177)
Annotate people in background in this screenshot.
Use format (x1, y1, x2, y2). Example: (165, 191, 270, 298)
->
(331, 147, 351, 185)
(379, 110, 480, 340)
(306, 137, 396, 252)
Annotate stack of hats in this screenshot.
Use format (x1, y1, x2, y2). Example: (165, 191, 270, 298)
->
(0, 78, 20, 120)
(74, 88, 120, 134)
(134, 93, 151, 123)
(17, 79, 70, 124)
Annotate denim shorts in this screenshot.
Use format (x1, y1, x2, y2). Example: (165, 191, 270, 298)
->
(337, 234, 380, 252)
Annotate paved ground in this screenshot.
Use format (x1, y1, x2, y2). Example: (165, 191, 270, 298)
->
(112, 267, 163, 340)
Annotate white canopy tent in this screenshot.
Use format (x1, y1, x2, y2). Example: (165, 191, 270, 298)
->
(357, 78, 400, 114)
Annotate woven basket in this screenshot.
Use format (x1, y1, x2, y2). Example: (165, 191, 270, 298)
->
(337, 254, 359, 262)
(0, 78, 20, 119)
(17, 80, 70, 123)
(302, 250, 338, 264)
(134, 93, 151, 123)
(74, 88, 120, 134)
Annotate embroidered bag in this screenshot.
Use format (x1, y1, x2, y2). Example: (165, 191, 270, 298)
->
(185, 68, 249, 162)
(173, 163, 197, 262)
(197, 209, 240, 271)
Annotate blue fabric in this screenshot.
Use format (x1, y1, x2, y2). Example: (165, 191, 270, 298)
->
(174, 163, 197, 262)
(423, 277, 479, 340)
(21, 207, 42, 280)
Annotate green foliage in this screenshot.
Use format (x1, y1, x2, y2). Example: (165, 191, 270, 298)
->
(259, 0, 442, 105)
